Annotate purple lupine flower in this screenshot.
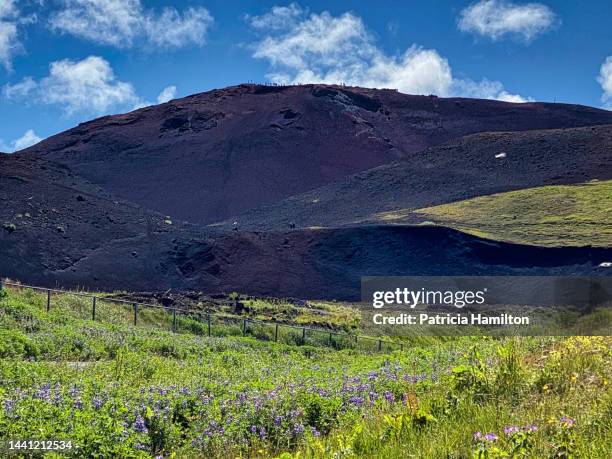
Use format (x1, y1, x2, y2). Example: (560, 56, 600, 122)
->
(403, 374, 427, 383)
(92, 398, 103, 410)
(274, 415, 283, 426)
(523, 425, 538, 432)
(504, 426, 520, 435)
(259, 427, 266, 440)
(311, 427, 320, 437)
(473, 432, 483, 441)
(68, 386, 79, 398)
(484, 433, 498, 442)
(383, 391, 395, 403)
(560, 416, 575, 427)
(34, 384, 51, 401)
(133, 414, 148, 434)
(53, 393, 63, 407)
(250, 425, 257, 434)
(2, 399, 15, 413)
(294, 423, 305, 434)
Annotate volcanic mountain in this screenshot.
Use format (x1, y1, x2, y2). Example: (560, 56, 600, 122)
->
(2, 84, 612, 299)
(20, 84, 612, 224)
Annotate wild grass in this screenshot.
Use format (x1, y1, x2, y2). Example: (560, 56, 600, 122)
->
(0, 286, 610, 458)
(376, 180, 612, 247)
(232, 298, 361, 331)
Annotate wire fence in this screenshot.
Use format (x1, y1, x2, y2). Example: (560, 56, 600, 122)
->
(0, 280, 405, 353)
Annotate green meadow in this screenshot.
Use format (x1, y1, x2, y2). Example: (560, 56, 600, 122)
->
(0, 285, 611, 458)
(375, 180, 612, 247)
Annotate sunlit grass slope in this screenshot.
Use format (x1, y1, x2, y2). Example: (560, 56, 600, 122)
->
(378, 180, 612, 247)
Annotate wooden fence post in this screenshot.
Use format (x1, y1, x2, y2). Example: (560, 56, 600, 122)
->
(243, 318, 247, 335)
(172, 308, 177, 332)
(274, 324, 278, 342)
(302, 327, 306, 343)
(46, 289, 51, 312)
(207, 314, 211, 337)
(133, 303, 138, 326)
(91, 296, 96, 321)
(378, 339, 382, 352)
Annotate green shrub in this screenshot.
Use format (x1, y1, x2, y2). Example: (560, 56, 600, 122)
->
(0, 329, 39, 358)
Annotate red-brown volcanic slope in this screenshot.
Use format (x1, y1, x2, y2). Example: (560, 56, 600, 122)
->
(1, 152, 610, 300)
(20, 84, 612, 224)
(3, 84, 612, 299)
(220, 124, 612, 230)
(0, 153, 193, 284)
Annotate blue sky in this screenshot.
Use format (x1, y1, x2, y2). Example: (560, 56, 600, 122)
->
(1, 0, 611, 152)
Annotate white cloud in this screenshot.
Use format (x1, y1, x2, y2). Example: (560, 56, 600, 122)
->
(156, 85, 177, 104)
(0, 0, 29, 70)
(144, 7, 213, 48)
(453, 78, 532, 102)
(3, 56, 142, 116)
(458, 0, 557, 42)
(249, 5, 530, 102)
(49, 0, 213, 49)
(247, 3, 303, 31)
(0, 128, 43, 153)
(597, 56, 612, 109)
(130, 85, 178, 109)
(49, 0, 141, 47)
(249, 7, 452, 95)
(2, 75, 35, 98)
(12, 128, 42, 150)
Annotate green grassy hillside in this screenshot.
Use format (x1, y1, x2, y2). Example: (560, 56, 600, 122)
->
(1, 285, 611, 457)
(376, 180, 612, 247)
